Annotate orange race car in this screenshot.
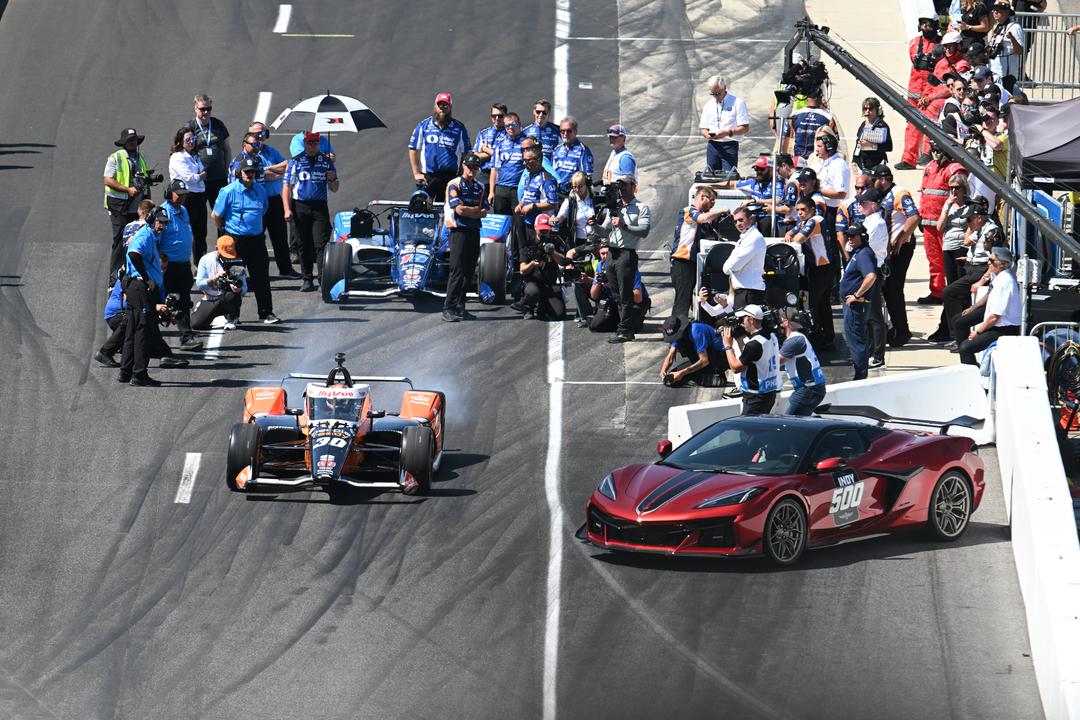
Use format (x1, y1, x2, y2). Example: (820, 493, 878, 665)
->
(226, 353, 445, 496)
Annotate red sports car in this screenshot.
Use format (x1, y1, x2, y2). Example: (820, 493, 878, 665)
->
(581, 407, 984, 565)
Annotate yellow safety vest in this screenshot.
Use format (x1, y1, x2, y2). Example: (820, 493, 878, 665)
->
(104, 150, 148, 208)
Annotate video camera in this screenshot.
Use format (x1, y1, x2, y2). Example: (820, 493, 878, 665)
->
(158, 292, 183, 325)
(913, 48, 936, 72)
(133, 170, 164, 193)
(590, 181, 623, 224)
(781, 58, 829, 99)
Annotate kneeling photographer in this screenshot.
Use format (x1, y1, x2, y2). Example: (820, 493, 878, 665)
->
(720, 304, 781, 415)
(592, 174, 651, 343)
(573, 241, 650, 332)
(514, 214, 567, 320)
(192, 235, 248, 331)
(658, 314, 728, 388)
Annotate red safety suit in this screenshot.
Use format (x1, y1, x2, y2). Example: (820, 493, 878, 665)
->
(919, 158, 968, 297)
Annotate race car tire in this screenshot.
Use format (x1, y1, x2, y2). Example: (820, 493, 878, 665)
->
(321, 242, 352, 304)
(926, 470, 972, 541)
(478, 242, 507, 305)
(401, 425, 435, 496)
(226, 422, 260, 492)
(763, 497, 807, 566)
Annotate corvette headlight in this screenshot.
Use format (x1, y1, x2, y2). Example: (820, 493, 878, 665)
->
(597, 473, 617, 501)
(695, 486, 765, 509)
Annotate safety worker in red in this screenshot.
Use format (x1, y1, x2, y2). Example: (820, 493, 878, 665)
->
(903, 31, 972, 170)
(918, 142, 969, 304)
(898, 17, 941, 170)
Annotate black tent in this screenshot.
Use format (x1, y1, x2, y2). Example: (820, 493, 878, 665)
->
(1010, 96, 1080, 191)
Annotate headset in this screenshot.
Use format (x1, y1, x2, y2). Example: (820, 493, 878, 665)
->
(819, 131, 838, 154)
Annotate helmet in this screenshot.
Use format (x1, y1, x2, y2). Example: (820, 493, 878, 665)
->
(408, 189, 432, 212)
(869, 163, 893, 180)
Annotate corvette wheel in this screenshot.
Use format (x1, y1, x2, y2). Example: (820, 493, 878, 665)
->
(763, 498, 807, 566)
(927, 471, 971, 541)
(401, 425, 434, 496)
(226, 423, 260, 492)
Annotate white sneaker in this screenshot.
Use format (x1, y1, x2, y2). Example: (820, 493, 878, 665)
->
(223, 316, 238, 330)
(869, 357, 886, 369)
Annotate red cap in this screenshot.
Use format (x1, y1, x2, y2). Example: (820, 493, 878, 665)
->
(304, 131, 321, 141)
(435, 92, 453, 106)
(535, 214, 553, 232)
(753, 156, 771, 169)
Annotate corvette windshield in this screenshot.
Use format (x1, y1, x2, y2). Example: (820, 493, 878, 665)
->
(397, 211, 437, 243)
(664, 418, 818, 475)
(308, 393, 364, 422)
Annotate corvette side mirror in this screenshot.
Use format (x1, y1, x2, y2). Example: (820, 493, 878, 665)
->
(657, 439, 673, 458)
(814, 456, 845, 472)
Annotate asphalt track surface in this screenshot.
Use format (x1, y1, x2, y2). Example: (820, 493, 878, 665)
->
(0, 1, 1042, 718)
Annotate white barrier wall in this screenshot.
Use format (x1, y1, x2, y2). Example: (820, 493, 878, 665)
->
(667, 364, 994, 447)
(992, 336, 1080, 720)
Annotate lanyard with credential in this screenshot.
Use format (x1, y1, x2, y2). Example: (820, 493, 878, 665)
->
(196, 118, 213, 151)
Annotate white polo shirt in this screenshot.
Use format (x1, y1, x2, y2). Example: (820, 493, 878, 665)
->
(699, 93, 750, 143)
(817, 152, 851, 208)
(862, 212, 889, 267)
(985, 268, 1021, 327)
(723, 226, 767, 291)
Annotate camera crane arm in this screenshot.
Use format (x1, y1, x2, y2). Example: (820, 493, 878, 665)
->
(786, 19, 1080, 267)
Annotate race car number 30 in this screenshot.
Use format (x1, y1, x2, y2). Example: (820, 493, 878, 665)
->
(829, 469, 863, 527)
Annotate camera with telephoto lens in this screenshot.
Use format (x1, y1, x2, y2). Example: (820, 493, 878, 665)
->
(781, 59, 829, 98)
(526, 237, 557, 263)
(986, 43, 1002, 60)
(158, 292, 183, 325)
(133, 170, 164, 193)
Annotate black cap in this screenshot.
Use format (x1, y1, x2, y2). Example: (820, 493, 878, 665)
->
(148, 205, 169, 224)
(795, 168, 817, 183)
(661, 316, 689, 343)
(856, 188, 885, 204)
(846, 221, 868, 238)
(115, 127, 145, 147)
(168, 179, 189, 195)
(972, 65, 993, 81)
(868, 163, 892, 179)
(239, 157, 259, 173)
(462, 152, 482, 170)
(968, 197, 990, 216)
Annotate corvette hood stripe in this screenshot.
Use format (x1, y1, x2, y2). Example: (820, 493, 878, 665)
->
(636, 470, 712, 515)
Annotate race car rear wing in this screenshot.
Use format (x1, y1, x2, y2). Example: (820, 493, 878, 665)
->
(814, 404, 982, 435)
(289, 373, 414, 390)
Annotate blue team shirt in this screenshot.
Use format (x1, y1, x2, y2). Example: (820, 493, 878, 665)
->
(289, 133, 335, 158)
(789, 108, 832, 159)
(159, 202, 193, 261)
(519, 170, 558, 225)
(284, 152, 337, 202)
(670, 323, 724, 355)
(408, 116, 470, 174)
(595, 258, 648, 296)
(839, 245, 879, 299)
(736, 177, 785, 203)
(880, 187, 919, 236)
(523, 122, 561, 158)
(258, 145, 286, 195)
(126, 225, 164, 288)
(517, 156, 558, 202)
(104, 280, 125, 320)
(213, 179, 269, 236)
(228, 150, 266, 183)
(492, 133, 527, 187)
(446, 177, 489, 230)
(551, 140, 595, 193)
(473, 125, 507, 171)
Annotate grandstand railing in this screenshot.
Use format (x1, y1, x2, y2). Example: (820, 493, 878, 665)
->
(1014, 12, 1080, 102)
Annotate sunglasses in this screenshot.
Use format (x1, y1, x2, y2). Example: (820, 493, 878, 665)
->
(560, 128, 574, 134)
(196, 106, 212, 112)
(534, 109, 548, 115)
(854, 185, 867, 190)
(491, 113, 504, 119)
(183, 136, 196, 143)
(507, 122, 521, 128)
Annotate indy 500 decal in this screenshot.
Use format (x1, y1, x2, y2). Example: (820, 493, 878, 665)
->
(829, 469, 864, 527)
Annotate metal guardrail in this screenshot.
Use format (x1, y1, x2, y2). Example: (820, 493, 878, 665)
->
(1014, 12, 1080, 101)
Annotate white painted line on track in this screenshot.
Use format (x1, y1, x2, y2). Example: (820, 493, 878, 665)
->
(254, 92, 272, 124)
(543, 321, 565, 720)
(272, 4, 292, 33)
(203, 315, 227, 361)
(175, 452, 201, 504)
(580, 134, 858, 142)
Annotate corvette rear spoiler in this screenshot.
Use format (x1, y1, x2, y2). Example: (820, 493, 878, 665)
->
(814, 404, 982, 435)
(290, 373, 414, 390)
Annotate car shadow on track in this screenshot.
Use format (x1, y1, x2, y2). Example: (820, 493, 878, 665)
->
(436, 451, 489, 483)
(586, 520, 1010, 574)
(243, 486, 476, 506)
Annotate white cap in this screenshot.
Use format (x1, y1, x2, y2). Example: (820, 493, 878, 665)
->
(735, 304, 765, 320)
(941, 31, 962, 45)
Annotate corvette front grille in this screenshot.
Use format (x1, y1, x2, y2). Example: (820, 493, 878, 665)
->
(588, 506, 737, 549)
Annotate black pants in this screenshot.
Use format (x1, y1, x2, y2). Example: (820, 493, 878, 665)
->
(101, 314, 125, 357)
(120, 278, 157, 377)
(733, 287, 766, 312)
(868, 277, 886, 362)
(107, 198, 137, 279)
(944, 263, 988, 340)
(265, 194, 293, 275)
(607, 247, 640, 335)
(821, 205, 841, 267)
(294, 200, 330, 281)
(807, 263, 835, 342)
(191, 292, 242, 330)
(741, 391, 777, 416)
(883, 240, 914, 335)
(205, 177, 228, 210)
(162, 260, 195, 342)
(572, 282, 597, 320)
(522, 279, 565, 319)
(185, 191, 208, 262)
(943, 249, 967, 286)
(668, 358, 727, 387)
(234, 234, 272, 317)
(958, 325, 1019, 365)
(670, 258, 695, 320)
(444, 227, 481, 313)
(424, 171, 457, 203)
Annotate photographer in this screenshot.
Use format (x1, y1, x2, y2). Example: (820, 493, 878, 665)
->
(659, 315, 729, 388)
(192, 235, 248, 331)
(554, 171, 595, 247)
(593, 174, 650, 343)
(579, 242, 650, 333)
(120, 207, 179, 387)
(779, 309, 827, 416)
(103, 128, 154, 279)
(900, 17, 941, 170)
(720, 305, 781, 415)
(515, 214, 566, 320)
(671, 187, 727, 319)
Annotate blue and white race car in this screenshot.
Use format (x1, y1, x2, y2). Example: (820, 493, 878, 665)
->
(321, 190, 512, 305)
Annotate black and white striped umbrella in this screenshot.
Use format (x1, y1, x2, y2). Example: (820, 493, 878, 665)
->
(270, 93, 386, 134)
